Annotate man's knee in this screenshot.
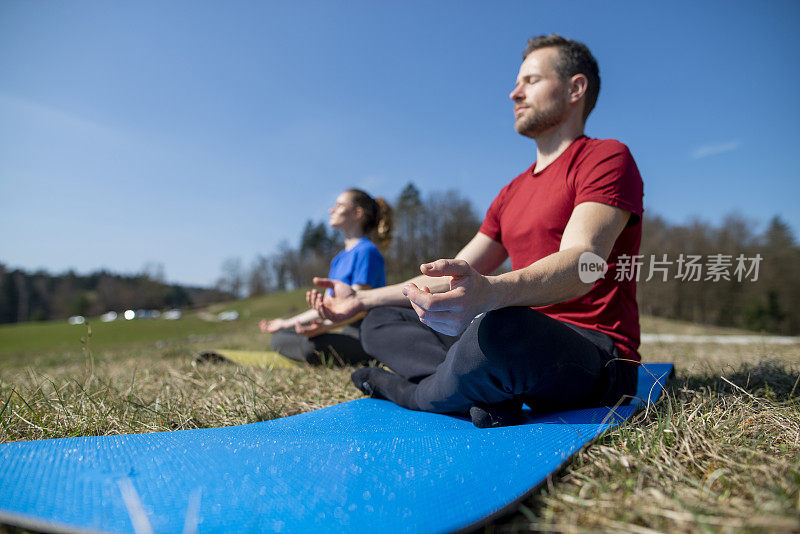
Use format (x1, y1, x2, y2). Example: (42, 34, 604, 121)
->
(447, 308, 551, 391)
(447, 309, 521, 378)
(473, 307, 549, 366)
(441, 310, 527, 400)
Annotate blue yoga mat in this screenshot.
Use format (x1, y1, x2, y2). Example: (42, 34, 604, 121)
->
(0, 363, 672, 533)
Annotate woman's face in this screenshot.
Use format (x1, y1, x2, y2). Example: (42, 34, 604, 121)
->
(328, 192, 362, 230)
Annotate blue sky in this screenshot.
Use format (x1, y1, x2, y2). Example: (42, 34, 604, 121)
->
(1, 1, 798, 286)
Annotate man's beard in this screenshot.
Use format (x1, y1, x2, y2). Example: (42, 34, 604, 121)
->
(514, 100, 568, 138)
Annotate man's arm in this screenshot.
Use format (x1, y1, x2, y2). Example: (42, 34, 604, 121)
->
(359, 233, 508, 307)
(307, 233, 508, 321)
(491, 201, 629, 306)
(403, 202, 630, 335)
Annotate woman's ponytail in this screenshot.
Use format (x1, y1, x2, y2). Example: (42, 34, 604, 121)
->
(373, 197, 393, 250)
(346, 189, 394, 250)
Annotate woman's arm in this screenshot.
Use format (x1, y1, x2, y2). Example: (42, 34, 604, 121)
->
(259, 307, 321, 333)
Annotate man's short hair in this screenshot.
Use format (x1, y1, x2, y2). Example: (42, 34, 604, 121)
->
(523, 34, 600, 121)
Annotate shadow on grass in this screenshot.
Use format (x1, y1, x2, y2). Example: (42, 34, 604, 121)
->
(667, 359, 800, 402)
(490, 359, 800, 533)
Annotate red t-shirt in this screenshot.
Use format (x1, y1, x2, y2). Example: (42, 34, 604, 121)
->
(479, 135, 644, 362)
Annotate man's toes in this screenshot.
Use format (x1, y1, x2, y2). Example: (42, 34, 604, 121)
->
(350, 367, 375, 395)
(469, 401, 526, 428)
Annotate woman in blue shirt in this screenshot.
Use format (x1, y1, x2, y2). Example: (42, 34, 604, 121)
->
(260, 189, 392, 364)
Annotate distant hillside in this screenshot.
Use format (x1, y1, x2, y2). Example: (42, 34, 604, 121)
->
(0, 264, 230, 324)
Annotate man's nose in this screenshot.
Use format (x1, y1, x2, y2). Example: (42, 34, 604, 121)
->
(509, 85, 522, 101)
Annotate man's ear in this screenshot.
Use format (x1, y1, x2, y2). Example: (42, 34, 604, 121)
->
(568, 74, 588, 105)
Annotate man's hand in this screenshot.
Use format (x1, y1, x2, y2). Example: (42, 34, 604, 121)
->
(403, 259, 496, 336)
(259, 318, 289, 333)
(307, 278, 365, 322)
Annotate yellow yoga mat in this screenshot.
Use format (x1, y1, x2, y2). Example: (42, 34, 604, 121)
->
(195, 349, 300, 369)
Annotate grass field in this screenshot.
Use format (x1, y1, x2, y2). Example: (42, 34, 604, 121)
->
(1, 291, 798, 532)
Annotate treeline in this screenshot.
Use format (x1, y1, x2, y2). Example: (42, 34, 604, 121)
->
(639, 214, 800, 335)
(11, 180, 793, 334)
(222, 182, 800, 335)
(0, 266, 229, 324)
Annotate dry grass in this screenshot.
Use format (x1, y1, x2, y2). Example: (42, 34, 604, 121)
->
(491, 346, 800, 533)
(1, 321, 799, 532)
(0, 354, 361, 443)
(490, 362, 800, 532)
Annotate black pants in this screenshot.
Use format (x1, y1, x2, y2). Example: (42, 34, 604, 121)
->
(270, 321, 371, 365)
(360, 306, 638, 413)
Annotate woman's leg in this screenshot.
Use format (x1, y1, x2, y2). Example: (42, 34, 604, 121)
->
(270, 323, 372, 365)
(270, 328, 318, 363)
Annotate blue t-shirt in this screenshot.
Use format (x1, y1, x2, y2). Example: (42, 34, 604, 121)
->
(328, 238, 386, 289)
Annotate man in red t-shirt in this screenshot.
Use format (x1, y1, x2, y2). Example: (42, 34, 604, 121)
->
(306, 35, 644, 427)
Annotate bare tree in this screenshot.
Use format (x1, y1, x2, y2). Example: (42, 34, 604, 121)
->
(216, 257, 245, 298)
(248, 255, 273, 297)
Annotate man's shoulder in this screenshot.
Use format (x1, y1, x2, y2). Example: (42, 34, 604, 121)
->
(573, 137, 633, 165)
(579, 137, 632, 157)
(567, 137, 639, 181)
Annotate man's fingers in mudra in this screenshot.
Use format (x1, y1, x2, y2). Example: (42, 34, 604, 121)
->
(403, 284, 429, 308)
(405, 284, 467, 314)
(409, 298, 461, 327)
(403, 284, 443, 311)
(416, 312, 462, 336)
(420, 258, 471, 277)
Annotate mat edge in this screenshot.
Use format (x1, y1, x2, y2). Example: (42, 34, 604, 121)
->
(454, 362, 675, 533)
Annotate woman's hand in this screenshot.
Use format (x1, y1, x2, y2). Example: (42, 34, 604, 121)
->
(293, 318, 335, 337)
(306, 278, 365, 322)
(258, 318, 289, 333)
